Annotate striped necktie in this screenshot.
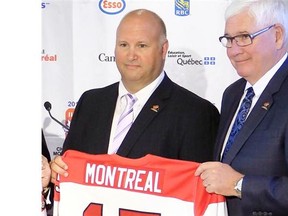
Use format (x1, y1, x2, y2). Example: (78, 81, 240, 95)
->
(110, 93, 137, 154)
(222, 87, 255, 161)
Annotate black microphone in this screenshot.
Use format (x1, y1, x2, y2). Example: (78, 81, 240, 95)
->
(44, 101, 70, 130)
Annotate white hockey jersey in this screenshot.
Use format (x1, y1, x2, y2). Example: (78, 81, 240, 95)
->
(53, 150, 227, 216)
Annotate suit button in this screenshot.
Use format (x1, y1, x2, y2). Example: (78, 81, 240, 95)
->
(252, 212, 258, 216)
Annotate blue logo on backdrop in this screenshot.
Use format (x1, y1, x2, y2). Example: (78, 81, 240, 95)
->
(41, 2, 50, 9)
(99, 0, 126, 15)
(204, 57, 216, 65)
(175, 0, 190, 16)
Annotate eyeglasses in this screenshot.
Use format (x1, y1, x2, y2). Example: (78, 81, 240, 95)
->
(219, 24, 276, 48)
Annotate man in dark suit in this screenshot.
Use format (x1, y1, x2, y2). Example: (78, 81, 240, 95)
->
(195, 0, 288, 215)
(50, 9, 219, 181)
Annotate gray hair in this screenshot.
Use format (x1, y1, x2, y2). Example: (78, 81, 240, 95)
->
(225, 0, 288, 46)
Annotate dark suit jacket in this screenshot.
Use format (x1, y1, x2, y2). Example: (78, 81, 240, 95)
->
(214, 57, 288, 216)
(62, 73, 220, 163)
(42, 130, 51, 161)
(41, 130, 54, 215)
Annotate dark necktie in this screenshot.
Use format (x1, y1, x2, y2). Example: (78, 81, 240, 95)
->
(222, 87, 255, 161)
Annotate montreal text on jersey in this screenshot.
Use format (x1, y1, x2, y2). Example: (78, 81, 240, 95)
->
(85, 163, 162, 194)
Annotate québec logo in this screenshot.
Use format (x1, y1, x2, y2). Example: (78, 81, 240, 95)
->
(99, 0, 126, 15)
(203, 57, 216, 65)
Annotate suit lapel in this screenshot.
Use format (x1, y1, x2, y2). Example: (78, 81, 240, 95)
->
(214, 80, 246, 160)
(222, 94, 273, 163)
(93, 83, 119, 153)
(116, 74, 172, 156)
(222, 56, 288, 164)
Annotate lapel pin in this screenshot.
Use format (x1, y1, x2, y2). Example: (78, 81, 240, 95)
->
(151, 105, 159, 112)
(261, 102, 270, 110)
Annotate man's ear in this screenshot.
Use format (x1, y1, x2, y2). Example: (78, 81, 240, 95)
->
(274, 24, 285, 49)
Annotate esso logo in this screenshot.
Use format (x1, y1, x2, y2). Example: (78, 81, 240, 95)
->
(99, 0, 126, 15)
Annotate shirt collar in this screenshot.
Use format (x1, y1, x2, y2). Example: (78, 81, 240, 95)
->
(245, 53, 288, 97)
(118, 71, 165, 103)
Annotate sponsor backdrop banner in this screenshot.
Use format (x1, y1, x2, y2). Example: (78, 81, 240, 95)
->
(42, 0, 239, 158)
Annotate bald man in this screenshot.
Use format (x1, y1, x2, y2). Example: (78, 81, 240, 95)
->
(50, 9, 219, 183)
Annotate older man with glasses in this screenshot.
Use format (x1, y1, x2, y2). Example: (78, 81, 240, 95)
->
(195, 0, 288, 215)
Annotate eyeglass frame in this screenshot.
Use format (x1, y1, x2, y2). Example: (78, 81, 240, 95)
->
(219, 24, 276, 48)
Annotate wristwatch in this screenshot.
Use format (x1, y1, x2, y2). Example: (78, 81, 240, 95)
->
(234, 177, 243, 198)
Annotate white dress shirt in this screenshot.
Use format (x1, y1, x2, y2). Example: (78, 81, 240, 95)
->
(107, 71, 165, 154)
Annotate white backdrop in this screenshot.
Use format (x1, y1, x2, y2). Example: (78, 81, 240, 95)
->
(42, 0, 240, 159)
